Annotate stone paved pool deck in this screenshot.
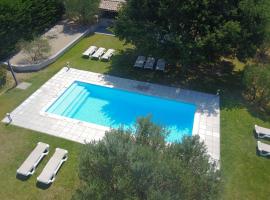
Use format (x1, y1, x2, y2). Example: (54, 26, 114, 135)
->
(2, 67, 220, 164)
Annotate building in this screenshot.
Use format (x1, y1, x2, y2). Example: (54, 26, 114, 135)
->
(99, 0, 126, 13)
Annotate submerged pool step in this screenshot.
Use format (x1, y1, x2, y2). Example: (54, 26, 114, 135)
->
(47, 83, 78, 113)
(49, 86, 87, 115)
(62, 88, 90, 117)
(65, 91, 90, 117)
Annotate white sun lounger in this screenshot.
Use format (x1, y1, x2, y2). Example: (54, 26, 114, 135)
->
(257, 141, 270, 156)
(91, 47, 106, 59)
(144, 57, 155, 69)
(255, 125, 270, 139)
(82, 46, 97, 57)
(17, 142, 49, 177)
(134, 56, 146, 68)
(101, 49, 115, 61)
(37, 148, 68, 184)
(156, 59, 166, 71)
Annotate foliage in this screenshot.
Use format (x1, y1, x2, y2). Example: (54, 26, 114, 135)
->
(243, 64, 270, 113)
(0, 0, 64, 60)
(114, 0, 270, 66)
(73, 117, 220, 200)
(0, 66, 7, 88)
(17, 37, 51, 64)
(256, 20, 270, 62)
(64, 0, 100, 24)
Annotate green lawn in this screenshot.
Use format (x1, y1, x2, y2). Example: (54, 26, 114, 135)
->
(0, 33, 270, 200)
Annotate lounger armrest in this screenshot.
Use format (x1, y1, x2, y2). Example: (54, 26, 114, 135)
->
(29, 167, 35, 175)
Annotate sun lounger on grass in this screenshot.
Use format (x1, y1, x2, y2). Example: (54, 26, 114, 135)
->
(134, 56, 146, 68)
(144, 57, 155, 69)
(37, 148, 68, 185)
(91, 47, 106, 59)
(101, 49, 115, 61)
(82, 46, 97, 57)
(255, 125, 270, 139)
(17, 142, 49, 177)
(257, 141, 270, 156)
(156, 59, 166, 71)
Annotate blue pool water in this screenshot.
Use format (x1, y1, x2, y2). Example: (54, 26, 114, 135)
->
(46, 81, 196, 142)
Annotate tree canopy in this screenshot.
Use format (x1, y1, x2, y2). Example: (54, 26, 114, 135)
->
(73, 117, 220, 200)
(243, 64, 270, 114)
(114, 0, 270, 66)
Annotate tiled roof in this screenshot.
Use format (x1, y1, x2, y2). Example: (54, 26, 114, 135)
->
(99, 0, 126, 12)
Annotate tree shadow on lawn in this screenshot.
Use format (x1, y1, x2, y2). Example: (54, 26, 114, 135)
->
(104, 48, 194, 88)
(104, 49, 245, 107)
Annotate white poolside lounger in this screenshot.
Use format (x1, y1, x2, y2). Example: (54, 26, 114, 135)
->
(156, 59, 166, 71)
(37, 148, 68, 185)
(144, 57, 155, 69)
(82, 46, 97, 57)
(257, 141, 270, 156)
(134, 56, 146, 68)
(91, 47, 106, 59)
(17, 142, 49, 177)
(101, 49, 115, 61)
(255, 125, 270, 139)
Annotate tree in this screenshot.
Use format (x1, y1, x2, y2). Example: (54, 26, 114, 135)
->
(256, 22, 270, 62)
(114, 0, 270, 67)
(73, 117, 220, 200)
(243, 64, 270, 114)
(0, 65, 7, 88)
(18, 37, 51, 64)
(64, 0, 100, 24)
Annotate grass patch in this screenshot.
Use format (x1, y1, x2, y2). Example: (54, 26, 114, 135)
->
(0, 33, 270, 199)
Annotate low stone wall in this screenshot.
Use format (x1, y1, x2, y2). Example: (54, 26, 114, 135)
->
(6, 24, 98, 73)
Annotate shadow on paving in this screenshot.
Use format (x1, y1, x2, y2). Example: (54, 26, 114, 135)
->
(100, 48, 270, 121)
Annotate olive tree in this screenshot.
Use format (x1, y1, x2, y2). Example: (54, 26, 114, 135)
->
(18, 37, 51, 64)
(72, 117, 220, 200)
(243, 64, 270, 113)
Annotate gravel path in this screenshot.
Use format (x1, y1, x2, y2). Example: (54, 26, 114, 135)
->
(10, 20, 88, 65)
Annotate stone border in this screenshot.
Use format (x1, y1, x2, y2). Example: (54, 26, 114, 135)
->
(2, 67, 220, 164)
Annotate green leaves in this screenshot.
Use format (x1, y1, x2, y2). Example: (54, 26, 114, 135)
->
(114, 0, 270, 66)
(73, 117, 220, 200)
(243, 64, 270, 113)
(0, 66, 7, 88)
(64, 0, 100, 24)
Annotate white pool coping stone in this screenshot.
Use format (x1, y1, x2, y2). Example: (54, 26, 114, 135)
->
(2, 67, 220, 164)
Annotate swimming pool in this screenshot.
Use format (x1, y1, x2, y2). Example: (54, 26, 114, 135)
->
(46, 81, 196, 142)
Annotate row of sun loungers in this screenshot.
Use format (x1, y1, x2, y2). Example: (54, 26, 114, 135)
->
(17, 142, 68, 185)
(255, 125, 270, 156)
(82, 46, 115, 61)
(134, 56, 166, 71)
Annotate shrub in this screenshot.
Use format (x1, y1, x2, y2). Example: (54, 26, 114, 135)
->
(72, 117, 220, 200)
(243, 64, 270, 113)
(0, 66, 7, 88)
